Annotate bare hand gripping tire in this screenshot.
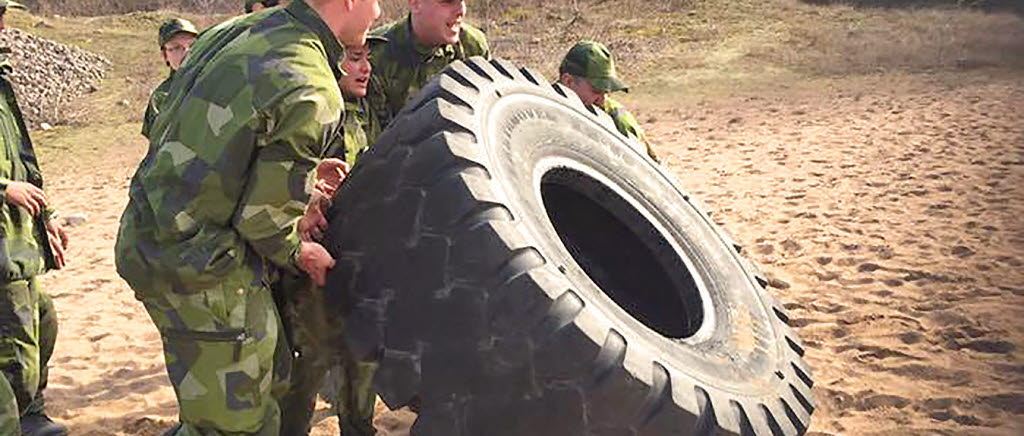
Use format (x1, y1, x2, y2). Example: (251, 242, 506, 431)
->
(325, 57, 815, 436)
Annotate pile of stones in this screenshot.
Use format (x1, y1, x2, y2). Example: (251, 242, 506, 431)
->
(0, 28, 109, 129)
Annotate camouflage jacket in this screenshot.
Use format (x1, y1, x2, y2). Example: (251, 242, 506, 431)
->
(326, 98, 380, 165)
(0, 375, 15, 436)
(368, 16, 489, 125)
(115, 0, 346, 295)
(141, 73, 173, 139)
(180, 8, 272, 73)
(601, 97, 659, 162)
(0, 60, 56, 282)
(141, 12, 266, 141)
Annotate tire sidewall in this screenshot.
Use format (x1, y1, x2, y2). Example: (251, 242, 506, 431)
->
(471, 81, 784, 395)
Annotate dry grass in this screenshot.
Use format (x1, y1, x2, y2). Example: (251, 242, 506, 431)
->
(759, 1, 1024, 74)
(386, 0, 1024, 102)
(8, 0, 1022, 143)
(29, 0, 1022, 85)
(799, 0, 1024, 15)
(596, 0, 1024, 101)
(26, 0, 237, 16)
(10, 8, 232, 125)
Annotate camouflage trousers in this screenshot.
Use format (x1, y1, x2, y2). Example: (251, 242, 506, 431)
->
(275, 272, 378, 436)
(0, 278, 57, 418)
(322, 359, 377, 436)
(272, 272, 332, 435)
(0, 368, 18, 434)
(141, 278, 291, 436)
(141, 270, 372, 436)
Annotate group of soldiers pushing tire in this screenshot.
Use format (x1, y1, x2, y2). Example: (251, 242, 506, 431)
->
(0, 0, 658, 435)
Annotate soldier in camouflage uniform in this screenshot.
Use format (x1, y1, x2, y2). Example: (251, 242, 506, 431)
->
(315, 34, 388, 436)
(327, 35, 386, 164)
(0, 375, 17, 435)
(0, 2, 70, 435)
(368, 0, 490, 125)
(141, 18, 198, 139)
(558, 41, 659, 162)
(114, 1, 381, 435)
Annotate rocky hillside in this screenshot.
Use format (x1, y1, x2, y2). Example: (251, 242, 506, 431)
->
(0, 28, 109, 128)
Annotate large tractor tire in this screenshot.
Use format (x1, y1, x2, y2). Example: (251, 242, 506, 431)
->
(324, 57, 814, 436)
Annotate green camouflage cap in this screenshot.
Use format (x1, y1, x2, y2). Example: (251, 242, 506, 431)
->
(245, 0, 280, 13)
(0, 1, 25, 10)
(365, 34, 388, 46)
(158, 18, 199, 47)
(559, 41, 629, 93)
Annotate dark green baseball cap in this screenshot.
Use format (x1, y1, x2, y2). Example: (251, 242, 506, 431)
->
(158, 18, 199, 47)
(559, 41, 628, 93)
(0, 1, 25, 10)
(245, 0, 280, 13)
(365, 34, 388, 47)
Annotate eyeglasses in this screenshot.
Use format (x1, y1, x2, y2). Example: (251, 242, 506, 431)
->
(163, 44, 190, 54)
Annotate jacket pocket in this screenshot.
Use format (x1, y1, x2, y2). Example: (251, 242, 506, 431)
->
(161, 327, 248, 362)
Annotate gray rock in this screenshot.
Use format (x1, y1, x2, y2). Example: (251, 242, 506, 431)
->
(0, 28, 110, 129)
(61, 213, 88, 227)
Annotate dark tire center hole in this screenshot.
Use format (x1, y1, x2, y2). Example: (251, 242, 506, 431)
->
(541, 168, 703, 339)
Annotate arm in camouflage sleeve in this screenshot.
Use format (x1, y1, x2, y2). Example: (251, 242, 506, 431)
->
(0, 116, 10, 205)
(461, 24, 490, 60)
(621, 119, 660, 163)
(142, 75, 177, 139)
(141, 92, 159, 139)
(233, 82, 336, 272)
(480, 39, 492, 60)
(607, 100, 659, 162)
(366, 74, 392, 131)
(475, 33, 491, 60)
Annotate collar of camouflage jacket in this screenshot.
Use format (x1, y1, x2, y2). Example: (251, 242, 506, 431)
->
(286, 0, 346, 78)
(343, 98, 364, 116)
(401, 15, 457, 62)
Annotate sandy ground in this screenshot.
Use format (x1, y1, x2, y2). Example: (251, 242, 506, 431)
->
(32, 70, 1023, 435)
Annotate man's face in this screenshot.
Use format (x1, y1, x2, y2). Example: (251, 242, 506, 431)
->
(338, 45, 372, 98)
(161, 32, 196, 71)
(411, 0, 465, 47)
(337, 0, 381, 47)
(250, 3, 266, 12)
(562, 74, 606, 107)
